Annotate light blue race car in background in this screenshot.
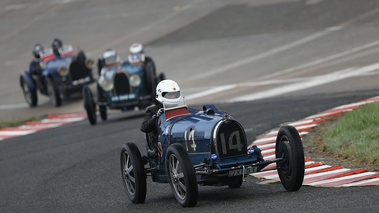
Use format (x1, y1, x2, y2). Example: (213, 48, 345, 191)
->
(83, 57, 165, 125)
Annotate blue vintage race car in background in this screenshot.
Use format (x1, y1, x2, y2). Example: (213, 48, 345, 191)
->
(83, 57, 165, 125)
(20, 45, 94, 107)
(120, 98, 305, 207)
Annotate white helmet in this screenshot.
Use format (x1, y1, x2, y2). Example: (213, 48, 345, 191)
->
(128, 43, 145, 63)
(156, 80, 182, 107)
(103, 49, 120, 66)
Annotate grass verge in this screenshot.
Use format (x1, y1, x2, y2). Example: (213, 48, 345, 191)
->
(0, 116, 42, 128)
(302, 101, 379, 171)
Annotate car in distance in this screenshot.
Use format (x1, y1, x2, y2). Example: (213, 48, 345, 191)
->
(20, 45, 94, 107)
(83, 59, 165, 125)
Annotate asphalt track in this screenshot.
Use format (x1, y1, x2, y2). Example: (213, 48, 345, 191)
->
(1, 0, 379, 212)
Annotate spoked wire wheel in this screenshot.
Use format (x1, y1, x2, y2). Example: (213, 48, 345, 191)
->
(21, 79, 37, 107)
(120, 142, 146, 203)
(166, 143, 198, 207)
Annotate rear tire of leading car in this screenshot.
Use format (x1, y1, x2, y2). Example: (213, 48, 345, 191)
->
(228, 176, 243, 188)
(166, 143, 198, 207)
(83, 86, 97, 125)
(120, 142, 147, 204)
(275, 125, 305, 191)
(21, 78, 38, 107)
(46, 77, 61, 107)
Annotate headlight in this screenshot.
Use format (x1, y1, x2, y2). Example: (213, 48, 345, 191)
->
(100, 78, 114, 91)
(86, 58, 94, 68)
(129, 74, 141, 87)
(59, 66, 68, 76)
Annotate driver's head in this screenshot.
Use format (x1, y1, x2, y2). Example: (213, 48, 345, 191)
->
(102, 49, 120, 67)
(51, 38, 62, 56)
(156, 80, 182, 108)
(32, 43, 44, 59)
(128, 43, 145, 63)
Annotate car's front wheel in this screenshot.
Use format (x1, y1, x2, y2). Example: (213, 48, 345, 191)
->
(120, 142, 147, 204)
(46, 77, 61, 107)
(166, 143, 198, 207)
(275, 125, 305, 191)
(83, 86, 97, 125)
(21, 79, 37, 107)
(99, 105, 107, 121)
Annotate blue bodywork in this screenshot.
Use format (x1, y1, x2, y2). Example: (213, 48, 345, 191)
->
(42, 54, 94, 92)
(148, 105, 274, 185)
(20, 48, 94, 102)
(99, 61, 155, 110)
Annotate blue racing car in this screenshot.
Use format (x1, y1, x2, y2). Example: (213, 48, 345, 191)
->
(20, 44, 94, 107)
(120, 98, 305, 207)
(83, 49, 165, 125)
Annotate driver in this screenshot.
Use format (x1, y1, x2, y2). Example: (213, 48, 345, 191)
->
(51, 38, 63, 56)
(29, 43, 44, 76)
(98, 49, 121, 87)
(140, 79, 182, 157)
(102, 49, 121, 70)
(128, 43, 157, 92)
(97, 49, 121, 75)
(128, 43, 146, 64)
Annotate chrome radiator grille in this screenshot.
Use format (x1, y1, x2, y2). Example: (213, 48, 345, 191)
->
(215, 120, 247, 158)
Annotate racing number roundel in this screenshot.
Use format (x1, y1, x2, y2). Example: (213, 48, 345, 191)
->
(216, 120, 247, 157)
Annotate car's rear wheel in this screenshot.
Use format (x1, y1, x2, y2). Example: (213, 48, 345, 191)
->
(144, 61, 156, 98)
(46, 77, 61, 107)
(228, 176, 243, 188)
(99, 105, 107, 121)
(21, 79, 37, 107)
(120, 142, 147, 204)
(83, 86, 97, 125)
(166, 143, 198, 207)
(275, 125, 304, 191)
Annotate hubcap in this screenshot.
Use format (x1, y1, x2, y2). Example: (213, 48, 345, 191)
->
(169, 155, 186, 200)
(123, 152, 135, 196)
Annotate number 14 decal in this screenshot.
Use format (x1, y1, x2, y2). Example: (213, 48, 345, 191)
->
(184, 129, 196, 151)
(220, 130, 243, 154)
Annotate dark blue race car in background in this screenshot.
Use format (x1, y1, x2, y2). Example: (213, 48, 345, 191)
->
(20, 45, 94, 107)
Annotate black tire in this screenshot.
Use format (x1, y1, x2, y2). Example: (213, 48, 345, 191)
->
(96, 84, 106, 102)
(83, 86, 97, 125)
(46, 77, 61, 107)
(275, 125, 305, 191)
(144, 61, 156, 97)
(120, 142, 147, 204)
(97, 58, 105, 76)
(228, 176, 243, 188)
(21, 78, 37, 107)
(158, 73, 165, 83)
(99, 105, 107, 121)
(154, 73, 166, 105)
(166, 143, 198, 207)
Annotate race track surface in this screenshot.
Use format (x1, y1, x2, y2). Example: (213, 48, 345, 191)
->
(1, 0, 379, 212)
